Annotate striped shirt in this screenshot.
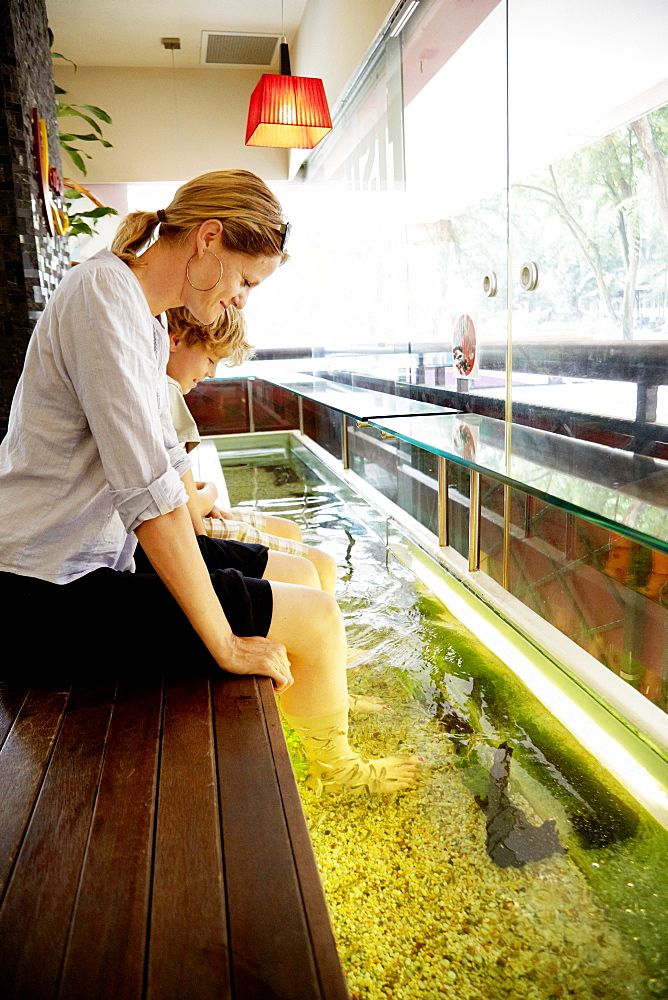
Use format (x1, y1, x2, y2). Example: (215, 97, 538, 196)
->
(0, 250, 189, 583)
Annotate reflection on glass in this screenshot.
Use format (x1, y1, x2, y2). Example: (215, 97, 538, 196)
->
(509, 0, 668, 435)
(368, 412, 668, 552)
(185, 380, 249, 436)
(350, 424, 399, 502)
(303, 400, 343, 461)
(509, 491, 668, 712)
(403, 0, 507, 392)
(252, 381, 299, 432)
(397, 440, 439, 535)
(259, 371, 456, 420)
(447, 461, 470, 560)
(479, 474, 505, 584)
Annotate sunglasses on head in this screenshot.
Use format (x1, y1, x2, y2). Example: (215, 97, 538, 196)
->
(278, 222, 291, 253)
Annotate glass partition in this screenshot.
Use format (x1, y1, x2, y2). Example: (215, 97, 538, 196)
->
(508, 0, 668, 452)
(232, 0, 668, 725)
(402, 0, 508, 405)
(367, 412, 668, 553)
(295, 38, 408, 355)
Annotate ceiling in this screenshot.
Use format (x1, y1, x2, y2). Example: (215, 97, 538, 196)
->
(46, 0, 310, 70)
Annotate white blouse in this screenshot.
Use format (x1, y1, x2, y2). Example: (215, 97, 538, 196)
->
(0, 250, 190, 584)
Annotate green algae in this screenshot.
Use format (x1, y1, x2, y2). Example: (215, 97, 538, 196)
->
(410, 587, 668, 987)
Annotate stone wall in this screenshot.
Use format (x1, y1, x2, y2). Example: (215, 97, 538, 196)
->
(0, 0, 69, 437)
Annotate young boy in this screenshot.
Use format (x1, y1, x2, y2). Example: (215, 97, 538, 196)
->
(166, 305, 338, 595)
(166, 306, 388, 714)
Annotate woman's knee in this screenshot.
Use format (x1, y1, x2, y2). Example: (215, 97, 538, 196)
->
(268, 584, 344, 647)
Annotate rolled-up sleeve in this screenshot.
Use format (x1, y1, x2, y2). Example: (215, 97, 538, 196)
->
(55, 266, 188, 531)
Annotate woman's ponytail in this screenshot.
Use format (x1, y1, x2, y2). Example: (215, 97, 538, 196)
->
(111, 170, 288, 265)
(111, 211, 167, 263)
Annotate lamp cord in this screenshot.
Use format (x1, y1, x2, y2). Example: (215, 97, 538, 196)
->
(170, 48, 183, 179)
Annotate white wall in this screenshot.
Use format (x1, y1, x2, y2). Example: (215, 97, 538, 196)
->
(292, 0, 394, 102)
(54, 65, 289, 183)
(288, 0, 395, 176)
(53, 0, 396, 186)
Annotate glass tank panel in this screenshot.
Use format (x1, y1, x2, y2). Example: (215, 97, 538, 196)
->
(508, 0, 668, 433)
(368, 413, 668, 552)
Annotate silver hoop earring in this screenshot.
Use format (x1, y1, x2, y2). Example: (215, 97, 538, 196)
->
(186, 251, 223, 292)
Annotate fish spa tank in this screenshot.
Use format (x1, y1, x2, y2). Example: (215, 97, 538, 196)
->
(192, 372, 668, 1000)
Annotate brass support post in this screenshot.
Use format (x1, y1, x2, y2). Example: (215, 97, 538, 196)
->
(468, 469, 481, 572)
(298, 396, 304, 435)
(438, 456, 449, 548)
(502, 483, 511, 590)
(341, 414, 349, 469)
(247, 377, 255, 434)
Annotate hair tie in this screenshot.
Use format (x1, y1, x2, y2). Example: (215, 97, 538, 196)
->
(156, 209, 167, 223)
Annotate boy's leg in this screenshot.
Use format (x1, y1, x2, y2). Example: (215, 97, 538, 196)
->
(231, 509, 302, 543)
(263, 551, 321, 590)
(261, 514, 302, 542)
(303, 546, 337, 596)
(205, 516, 336, 594)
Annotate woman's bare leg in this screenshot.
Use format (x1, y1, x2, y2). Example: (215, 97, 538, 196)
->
(267, 582, 347, 714)
(267, 582, 419, 793)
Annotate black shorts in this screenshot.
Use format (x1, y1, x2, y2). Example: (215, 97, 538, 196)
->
(0, 536, 272, 682)
(134, 533, 270, 580)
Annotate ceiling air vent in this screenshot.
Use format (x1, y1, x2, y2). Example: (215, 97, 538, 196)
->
(200, 32, 280, 67)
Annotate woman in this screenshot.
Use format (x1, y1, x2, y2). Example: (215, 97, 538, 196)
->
(0, 169, 418, 794)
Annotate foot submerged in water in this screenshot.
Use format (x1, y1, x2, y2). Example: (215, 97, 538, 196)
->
(284, 707, 422, 796)
(306, 755, 421, 795)
(304, 740, 422, 795)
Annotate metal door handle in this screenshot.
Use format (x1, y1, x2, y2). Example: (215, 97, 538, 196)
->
(520, 261, 539, 290)
(482, 271, 498, 297)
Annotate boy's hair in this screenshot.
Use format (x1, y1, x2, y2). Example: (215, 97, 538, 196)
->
(166, 305, 254, 367)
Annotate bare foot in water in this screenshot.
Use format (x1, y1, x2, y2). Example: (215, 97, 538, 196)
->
(348, 693, 390, 715)
(306, 754, 421, 795)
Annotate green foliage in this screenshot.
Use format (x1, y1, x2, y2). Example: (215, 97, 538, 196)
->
(50, 33, 117, 237)
(56, 101, 114, 177)
(445, 103, 668, 341)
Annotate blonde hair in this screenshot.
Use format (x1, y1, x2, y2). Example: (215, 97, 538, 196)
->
(167, 306, 254, 367)
(111, 169, 288, 265)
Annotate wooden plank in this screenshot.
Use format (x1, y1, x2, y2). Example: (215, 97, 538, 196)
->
(57, 681, 162, 1000)
(0, 687, 69, 898)
(258, 679, 349, 1000)
(146, 673, 231, 1000)
(0, 683, 28, 749)
(0, 685, 114, 1000)
(213, 675, 323, 1000)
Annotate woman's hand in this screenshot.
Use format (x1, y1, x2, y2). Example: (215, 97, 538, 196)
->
(221, 634, 293, 693)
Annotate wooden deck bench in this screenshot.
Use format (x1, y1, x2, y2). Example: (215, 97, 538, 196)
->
(0, 671, 349, 1000)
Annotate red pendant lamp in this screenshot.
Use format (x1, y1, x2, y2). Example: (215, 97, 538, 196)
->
(246, 41, 332, 149)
